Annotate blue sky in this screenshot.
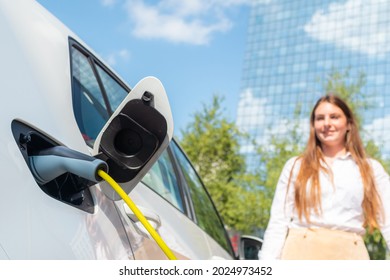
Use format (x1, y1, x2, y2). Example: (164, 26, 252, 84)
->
(37, 0, 252, 137)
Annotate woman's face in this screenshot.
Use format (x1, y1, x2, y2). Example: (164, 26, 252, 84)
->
(313, 102, 350, 149)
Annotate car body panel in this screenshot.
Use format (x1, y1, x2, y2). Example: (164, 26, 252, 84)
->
(120, 182, 233, 260)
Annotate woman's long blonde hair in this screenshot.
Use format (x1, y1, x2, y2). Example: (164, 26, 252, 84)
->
(291, 94, 382, 232)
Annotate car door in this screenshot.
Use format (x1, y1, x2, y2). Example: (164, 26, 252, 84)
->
(122, 143, 234, 259)
(93, 129, 234, 259)
(169, 141, 235, 259)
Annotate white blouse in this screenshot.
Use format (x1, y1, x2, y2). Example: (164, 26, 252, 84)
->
(260, 153, 390, 260)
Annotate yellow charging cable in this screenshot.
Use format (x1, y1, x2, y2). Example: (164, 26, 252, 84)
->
(97, 169, 177, 260)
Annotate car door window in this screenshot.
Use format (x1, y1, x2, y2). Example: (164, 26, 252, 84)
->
(95, 64, 128, 111)
(71, 47, 109, 142)
(171, 142, 232, 254)
(141, 149, 184, 212)
(70, 40, 128, 144)
(70, 40, 187, 214)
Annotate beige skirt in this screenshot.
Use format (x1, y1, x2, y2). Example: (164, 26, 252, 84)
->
(281, 228, 369, 260)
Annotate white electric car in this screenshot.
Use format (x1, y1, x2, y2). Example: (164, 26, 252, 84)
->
(0, 0, 261, 260)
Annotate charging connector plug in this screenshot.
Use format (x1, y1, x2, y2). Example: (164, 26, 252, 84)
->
(29, 146, 108, 185)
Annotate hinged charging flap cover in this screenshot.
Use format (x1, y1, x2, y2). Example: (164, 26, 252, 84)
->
(93, 76, 173, 200)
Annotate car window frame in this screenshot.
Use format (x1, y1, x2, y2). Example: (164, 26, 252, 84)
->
(140, 144, 190, 216)
(168, 139, 235, 257)
(69, 37, 130, 144)
(69, 38, 193, 219)
(166, 141, 196, 221)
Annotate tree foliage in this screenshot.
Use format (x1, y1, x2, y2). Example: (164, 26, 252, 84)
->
(179, 95, 262, 234)
(256, 111, 304, 230)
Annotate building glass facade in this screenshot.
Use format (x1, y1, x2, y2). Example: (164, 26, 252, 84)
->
(236, 0, 390, 170)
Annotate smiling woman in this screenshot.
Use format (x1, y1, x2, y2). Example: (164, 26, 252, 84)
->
(260, 93, 390, 260)
(313, 99, 351, 164)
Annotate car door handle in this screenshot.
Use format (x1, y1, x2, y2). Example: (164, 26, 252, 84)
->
(123, 203, 162, 230)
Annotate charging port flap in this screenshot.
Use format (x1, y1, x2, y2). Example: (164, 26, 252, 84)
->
(93, 76, 174, 200)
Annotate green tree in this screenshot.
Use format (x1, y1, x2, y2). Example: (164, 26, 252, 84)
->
(179, 95, 262, 234)
(257, 107, 305, 230)
(257, 69, 389, 259)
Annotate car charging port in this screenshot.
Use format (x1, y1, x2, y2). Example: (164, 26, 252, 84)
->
(12, 120, 98, 213)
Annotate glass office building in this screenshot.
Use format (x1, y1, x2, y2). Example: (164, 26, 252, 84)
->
(236, 0, 390, 170)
